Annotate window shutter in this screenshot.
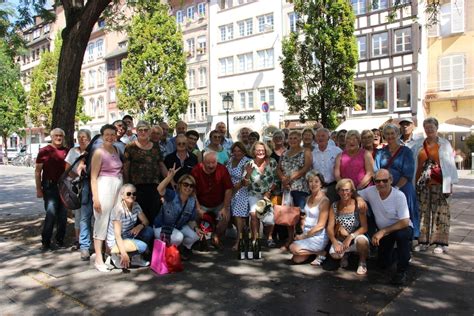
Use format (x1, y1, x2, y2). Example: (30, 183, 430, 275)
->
(451, 55, 464, 89)
(439, 57, 451, 90)
(451, 0, 464, 33)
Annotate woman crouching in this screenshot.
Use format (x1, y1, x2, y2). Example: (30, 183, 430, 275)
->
(106, 183, 154, 269)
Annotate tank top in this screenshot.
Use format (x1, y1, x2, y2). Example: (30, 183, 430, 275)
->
(303, 197, 328, 229)
(332, 199, 360, 235)
(99, 148, 123, 177)
(340, 148, 366, 188)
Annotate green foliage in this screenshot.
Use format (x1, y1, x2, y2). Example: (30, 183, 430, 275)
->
(28, 34, 90, 130)
(465, 134, 474, 154)
(280, 0, 358, 129)
(0, 40, 26, 151)
(117, 2, 188, 124)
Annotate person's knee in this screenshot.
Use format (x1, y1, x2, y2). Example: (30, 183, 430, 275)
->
(172, 230, 184, 245)
(140, 226, 154, 242)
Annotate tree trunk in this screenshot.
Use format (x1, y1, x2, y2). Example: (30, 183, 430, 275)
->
(51, 1, 112, 147)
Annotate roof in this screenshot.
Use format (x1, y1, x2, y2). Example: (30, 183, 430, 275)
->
(104, 46, 128, 60)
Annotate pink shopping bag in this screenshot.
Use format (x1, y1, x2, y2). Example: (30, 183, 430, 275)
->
(150, 239, 169, 275)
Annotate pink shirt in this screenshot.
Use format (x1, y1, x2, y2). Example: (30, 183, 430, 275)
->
(340, 148, 366, 188)
(99, 148, 122, 177)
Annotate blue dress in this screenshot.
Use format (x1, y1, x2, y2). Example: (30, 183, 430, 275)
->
(375, 146, 420, 238)
(226, 156, 250, 217)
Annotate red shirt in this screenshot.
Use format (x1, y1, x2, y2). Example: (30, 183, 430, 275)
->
(191, 163, 233, 208)
(36, 145, 69, 182)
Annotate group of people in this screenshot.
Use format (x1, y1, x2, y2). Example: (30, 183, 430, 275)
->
(34, 115, 458, 284)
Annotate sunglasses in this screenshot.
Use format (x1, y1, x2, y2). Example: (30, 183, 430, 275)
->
(181, 182, 194, 188)
(137, 128, 149, 133)
(125, 192, 137, 197)
(374, 178, 389, 184)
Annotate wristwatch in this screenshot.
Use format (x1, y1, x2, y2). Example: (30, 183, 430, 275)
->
(350, 233, 356, 239)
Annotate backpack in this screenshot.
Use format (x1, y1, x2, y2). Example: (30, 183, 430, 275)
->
(58, 153, 87, 209)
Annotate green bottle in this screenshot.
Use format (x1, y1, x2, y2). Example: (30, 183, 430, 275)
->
(238, 233, 245, 260)
(246, 232, 253, 260)
(253, 233, 262, 259)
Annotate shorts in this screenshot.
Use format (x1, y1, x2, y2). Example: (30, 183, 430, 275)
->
(329, 234, 369, 259)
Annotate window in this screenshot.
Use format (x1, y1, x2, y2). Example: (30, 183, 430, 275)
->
(259, 87, 274, 108)
(351, 0, 366, 15)
(97, 97, 105, 116)
(439, 55, 464, 90)
(109, 86, 116, 103)
(238, 90, 254, 110)
(258, 14, 274, 33)
(246, 19, 253, 36)
(372, 32, 388, 57)
(88, 43, 94, 61)
(186, 38, 195, 56)
(187, 6, 195, 20)
(199, 67, 207, 87)
(439, 0, 464, 37)
(197, 36, 206, 54)
(395, 76, 411, 109)
(257, 49, 274, 69)
(240, 92, 246, 109)
(98, 67, 105, 86)
(90, 98, 96, 116)
(198, 3, 206, 17)
(238, 19, 253, 37)
(238, 53, 253, 72)
(357, 36, 367, 60)
(43, 24, 50, 33)
(96, 40, 104, 58)
(187, 69, 195, 89)
(372, 79, 388, 111)
(371, 0, 388, 11)
(394, 28, 411, 53)
(33, 29, 40, 39)
(354, 82, 367, 112)
(176, 10, 183, 23)
(219, 24, 233, 41)
(248, 91, 254, 109)
(189, 102, 197, 121)
(88, 70, 96, 88)
(219, 57, 234, 76)
(289, 12, 297, 33)
(200, 100, 208, 118)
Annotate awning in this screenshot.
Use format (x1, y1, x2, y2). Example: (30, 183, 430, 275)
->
(335, 116, 392, 132)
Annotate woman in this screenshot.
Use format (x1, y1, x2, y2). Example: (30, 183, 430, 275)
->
(289, 171, 329, 265)
(375, 124, 419, 239)
(302, 128, 315, 151)
(336, 130, 347, 150)
(90, 124, 123, 272)
(164, 134, 198, 185)
(123, 121, 167, 225)
(248, 131, 260, 150)
(361, 129, 377, 159)
(226, 142, 251, 250)
(335, 130, 374, 190)
(106, 184, 154, 269)
(270, 130, 287, 242)
(245, 141, 278, 246)
(270, 130, 287, 162)
(327, 179, 369, 275)
(372, 128, 384, 149)
(278, 130, 313, 247)
(154, 165, 200, 260)
(205, 130, 229, 165)
(412, 117, 458, 254)
(64, 129, 91, 250)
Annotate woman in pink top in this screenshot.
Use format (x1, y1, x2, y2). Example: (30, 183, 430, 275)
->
(334, 130, 374, 190)
(90, 124, 123, 272)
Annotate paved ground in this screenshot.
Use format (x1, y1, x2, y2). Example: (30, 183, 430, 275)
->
(0, 165, 473, 315)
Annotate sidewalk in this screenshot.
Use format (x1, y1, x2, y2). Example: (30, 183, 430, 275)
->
(0, 166, 473, 314)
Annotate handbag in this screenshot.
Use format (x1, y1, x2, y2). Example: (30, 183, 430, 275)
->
(423, 141, 443, 183)
(165, 245, 184, 273)
(273, 205, 300, 226)
(150, 239, 169, 275)
(58, 152, 87, 209)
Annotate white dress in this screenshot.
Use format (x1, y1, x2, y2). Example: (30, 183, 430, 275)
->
(293, 199, 329, 252)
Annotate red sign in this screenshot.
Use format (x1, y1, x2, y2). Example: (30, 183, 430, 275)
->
(261, 102, 269, 113)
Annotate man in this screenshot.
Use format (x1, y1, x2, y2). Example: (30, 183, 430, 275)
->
(191, 151, 233, 248)
(186, 130, 202, 162)
(311, 128, 342, 202)
(399, 117, 420, 149)
(358, 169, 413, 285)
(120, 115, 137, 144)
(150, 125, 163, 144)
(237, 127, 252, 150)
(35, 128, 69, 251)
(158, 122, 171, 158)
(166, 120, 188, 154)
(112, 119, 127, 155)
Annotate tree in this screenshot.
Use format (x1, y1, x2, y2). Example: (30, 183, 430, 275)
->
(28, 34, 90, 131)
(280, 0, 358, 129)
(117, 2, 188, 124)
(0, 40, 26, 156)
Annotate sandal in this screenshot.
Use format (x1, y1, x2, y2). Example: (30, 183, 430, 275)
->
(94, 262, 110, 273)
(356, 262, 367, 275)
(310, 255, 326, 266)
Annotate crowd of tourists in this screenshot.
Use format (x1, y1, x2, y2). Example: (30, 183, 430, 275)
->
(34, 115, 458, 284)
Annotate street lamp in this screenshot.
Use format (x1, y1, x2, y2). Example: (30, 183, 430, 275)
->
(222, 93, 233, 139)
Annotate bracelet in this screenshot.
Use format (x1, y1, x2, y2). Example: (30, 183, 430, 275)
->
(350, 233, 356, 239)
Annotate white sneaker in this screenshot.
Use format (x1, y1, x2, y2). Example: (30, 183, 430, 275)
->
(131, 255, 150, 267)
(110, 254, 123, 268)
(433, 245, 448, 254)
(413, 244, 429, 252)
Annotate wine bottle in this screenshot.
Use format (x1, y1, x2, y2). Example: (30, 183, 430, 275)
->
(253, 233, 262, 259)
(238, 233, 245, 260)
(246, 232, 253, 260)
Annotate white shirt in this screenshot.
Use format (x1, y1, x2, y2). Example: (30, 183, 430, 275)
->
(312, 145, 342, 184)
(358, 186, 412, 229)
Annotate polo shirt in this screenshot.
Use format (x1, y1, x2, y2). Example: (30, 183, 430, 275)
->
(191, 163, 233, 208)
(36, 145, 69, 182)
(312, 145, 342, 184)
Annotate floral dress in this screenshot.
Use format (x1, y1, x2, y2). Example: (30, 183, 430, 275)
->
(226, 156, 251, 217)
(280, 150, 309, 193)
(247, 158, 278, 198)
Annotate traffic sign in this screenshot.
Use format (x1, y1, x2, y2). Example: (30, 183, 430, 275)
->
(261, 102, 269, 113)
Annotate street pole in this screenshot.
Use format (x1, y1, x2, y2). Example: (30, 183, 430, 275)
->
(226, 109, 230, 139)
(222, 93, 233, 139)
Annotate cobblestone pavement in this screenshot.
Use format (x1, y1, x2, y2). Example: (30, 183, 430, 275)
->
(0, 165, 473, 315)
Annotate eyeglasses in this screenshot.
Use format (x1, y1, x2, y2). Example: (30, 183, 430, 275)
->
(338, 188, 351, 193)
(374, 178, 389, 184)
(137, 128, 149, 133)
(177, 142, 186, 146)
(181, 182, 194, 188)
(125, 192, 137, 197)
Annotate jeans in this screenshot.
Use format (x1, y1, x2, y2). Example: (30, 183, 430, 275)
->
(290, 190, 309, 211)
(79, 180, 93, 250)
(125, 226, 154, 254)
(378, 226, 413, 273)
(41, 180, 67, 246)
(154, 225, 199, 249)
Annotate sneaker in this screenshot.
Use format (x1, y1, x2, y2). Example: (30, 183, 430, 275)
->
(110, 254, 123, 268)
(310, 255, 326, 266)
(94, 262, 110, 273)
(266, 239, 276, 248)
(413, 244, 429, 252)
(80, 249, 90, 261)
(433, 245, 448, 254)
(340, 254, 349, 268)
(390, 271, 407, 285)
(356, 262, 368, 275)
(131, 255, 150, 267)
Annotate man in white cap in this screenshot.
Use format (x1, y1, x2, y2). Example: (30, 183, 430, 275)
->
(399, 117, 420, 149)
